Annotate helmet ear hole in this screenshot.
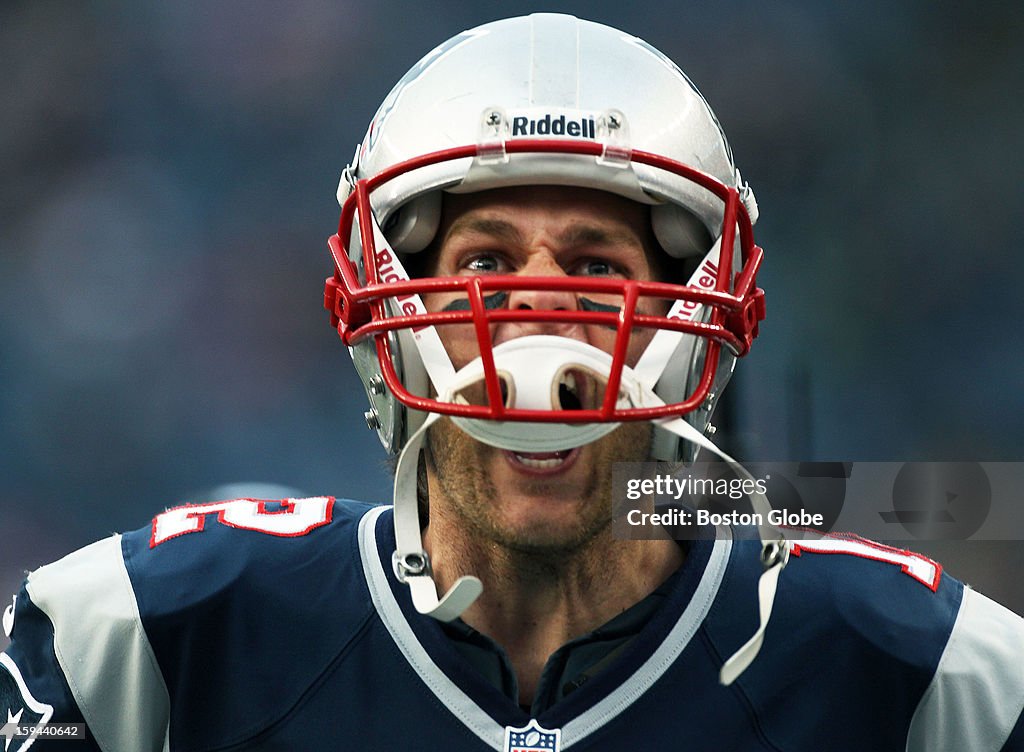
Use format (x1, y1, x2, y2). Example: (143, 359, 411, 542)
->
(651, 204, 712, 259)
(385, 192, 443, 254)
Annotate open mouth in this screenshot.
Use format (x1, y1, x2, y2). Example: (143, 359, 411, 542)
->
(504, 447, 580, 474)
(512, 449, 572, 468)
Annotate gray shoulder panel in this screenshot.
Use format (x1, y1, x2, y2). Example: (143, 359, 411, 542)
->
(27, 535, 170, 752)
(907, 587, 1024, 752)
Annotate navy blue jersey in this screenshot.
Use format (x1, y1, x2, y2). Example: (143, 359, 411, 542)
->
(2, 497, 1023, 751)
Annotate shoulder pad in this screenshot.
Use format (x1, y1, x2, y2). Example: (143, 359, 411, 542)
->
(704, 536, 965, 750)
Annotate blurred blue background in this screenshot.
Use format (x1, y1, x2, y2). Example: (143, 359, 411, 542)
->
(2, 0, 1023, 646)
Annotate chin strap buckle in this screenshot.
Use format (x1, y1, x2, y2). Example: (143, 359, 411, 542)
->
(761, 538, 790, 569)
(392, 550, 432, 583)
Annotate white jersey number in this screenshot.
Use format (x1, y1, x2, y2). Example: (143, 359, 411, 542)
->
(791, 536, 942, 591)
(150, 497, 334, 547)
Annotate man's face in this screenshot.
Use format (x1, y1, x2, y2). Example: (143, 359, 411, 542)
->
(419, 185, 668, 554)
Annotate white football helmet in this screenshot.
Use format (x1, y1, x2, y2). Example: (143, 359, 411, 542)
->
(323, 14, 781, 683)
(325, 12, 764, 461)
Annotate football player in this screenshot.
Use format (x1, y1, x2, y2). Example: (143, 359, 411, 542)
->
(2, 13, 1022, 752)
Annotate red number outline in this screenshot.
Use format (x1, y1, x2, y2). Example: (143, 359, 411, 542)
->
(790, 534, 942, 591)
(150, 497, 335, 548)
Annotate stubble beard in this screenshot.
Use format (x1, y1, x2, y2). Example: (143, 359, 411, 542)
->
(425, 418, 655, 559)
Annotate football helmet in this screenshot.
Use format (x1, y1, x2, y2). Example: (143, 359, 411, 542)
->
(324, 12, 764, 461)
(323, 13, 781, 683)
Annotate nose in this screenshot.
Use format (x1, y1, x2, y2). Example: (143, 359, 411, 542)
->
(506, 252, 578, 311)
(502, 252, 581, 339)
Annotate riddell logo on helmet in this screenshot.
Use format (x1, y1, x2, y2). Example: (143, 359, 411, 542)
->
(670, 259, 720, 322)
(374, 245, 425, 325)
(511, 114, 596, 139)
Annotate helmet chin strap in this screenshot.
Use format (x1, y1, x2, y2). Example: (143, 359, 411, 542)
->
(652, 413, 790, 686)
(391, 410, 484, 623)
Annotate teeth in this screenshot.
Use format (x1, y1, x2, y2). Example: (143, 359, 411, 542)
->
(514, 453, 567, 469)
(564, 372, 577, 396)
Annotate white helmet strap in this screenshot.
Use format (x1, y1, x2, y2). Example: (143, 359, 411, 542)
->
(364, 211, 457, 389)
(633, 235, 725, 385)
(391, 410, 483, 623)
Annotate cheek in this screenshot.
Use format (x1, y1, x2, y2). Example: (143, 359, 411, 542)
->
(626, 328, 657, 367)
(623, 297, 673, 366)
(421, 291, 448, 314)
(581, 323, 655, 369)
(423, 297, 487, 372)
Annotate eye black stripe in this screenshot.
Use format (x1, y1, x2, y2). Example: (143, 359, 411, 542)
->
(439, 293, 620, 325)
(440, 291, 509, 312)
(578, 297, 621, 314)
(579, 297, 620, 330)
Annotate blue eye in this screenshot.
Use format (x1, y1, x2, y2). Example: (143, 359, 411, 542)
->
(579, 260, 614, 276)
(464, 255, 501, 273)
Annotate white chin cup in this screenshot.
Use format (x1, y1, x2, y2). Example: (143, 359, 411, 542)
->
(441, 335, 650, 453)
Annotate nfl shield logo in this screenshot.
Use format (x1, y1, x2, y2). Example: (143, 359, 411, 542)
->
(504, 719, 560, 752)
(1, 653, 55, 752)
